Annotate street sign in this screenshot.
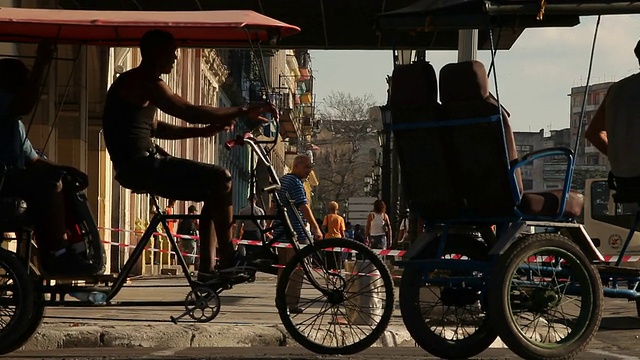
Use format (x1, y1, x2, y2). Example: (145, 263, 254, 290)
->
(347, 197, 376, 226)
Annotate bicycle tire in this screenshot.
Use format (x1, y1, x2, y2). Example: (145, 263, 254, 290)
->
(400, 235, 497, 359)
(0, 248, 36, 354)
(488, 233, 603, 360)
(3, 292, 44, 353)
(275, 238, 394, 354)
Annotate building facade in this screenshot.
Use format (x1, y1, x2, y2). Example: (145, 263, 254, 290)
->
(7, 0, 318, 275)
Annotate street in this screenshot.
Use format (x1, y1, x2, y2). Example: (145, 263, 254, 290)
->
(4, 275, 640, 359)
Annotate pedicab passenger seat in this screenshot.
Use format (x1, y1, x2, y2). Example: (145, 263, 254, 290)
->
(389, 60, 444, 219)
(392, 60, 582, 222)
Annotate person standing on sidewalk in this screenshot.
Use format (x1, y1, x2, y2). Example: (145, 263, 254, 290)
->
(236, 194, 266, 260)
(272, 155, 322, 314)
(321, 201, 346, 269)
(177, 205, 199, 269)
(365, 200, 392, 250)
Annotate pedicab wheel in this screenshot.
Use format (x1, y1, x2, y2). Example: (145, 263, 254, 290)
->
(275, 238, 394, 355)
(488, 233, 603, 360)
(0, 248, 36, 354)
(4, 291, 45, 353)
(400, 235, 497, 359)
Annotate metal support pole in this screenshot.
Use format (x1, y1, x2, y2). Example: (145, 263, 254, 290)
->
(390, 136, 399, 232)
(457, 29, 478, 62)
(381, 126, 391, 211)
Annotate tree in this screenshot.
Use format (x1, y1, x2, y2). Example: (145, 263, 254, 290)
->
(312, 92, 380, 215)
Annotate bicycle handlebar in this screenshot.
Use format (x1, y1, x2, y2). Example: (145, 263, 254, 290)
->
(225, 133, 281, 189)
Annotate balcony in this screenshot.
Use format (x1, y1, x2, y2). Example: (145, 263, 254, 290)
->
(279, 108, 300, 140)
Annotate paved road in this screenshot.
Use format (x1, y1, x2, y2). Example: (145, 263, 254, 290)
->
(9, 346, 640, 359)
(8, 275, 640, 359)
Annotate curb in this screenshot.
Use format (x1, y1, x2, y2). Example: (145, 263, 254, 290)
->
(22, 324, 413, 351)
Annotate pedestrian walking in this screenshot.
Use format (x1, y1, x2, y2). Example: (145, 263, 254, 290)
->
(365, 200, 392, 250)
(236, 194, 266, 261)
(321, 201, 346, 269)
(177, 205, 199, 269)
(272, 155, 322, 314)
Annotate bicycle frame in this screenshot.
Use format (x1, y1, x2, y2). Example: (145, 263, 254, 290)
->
(30, 133, 338, 305)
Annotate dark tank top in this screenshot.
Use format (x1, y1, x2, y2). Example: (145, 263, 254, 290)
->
(102, 89, 156, 168)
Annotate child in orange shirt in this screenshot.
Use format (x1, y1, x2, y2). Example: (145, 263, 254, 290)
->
(322, 201, 346, 239)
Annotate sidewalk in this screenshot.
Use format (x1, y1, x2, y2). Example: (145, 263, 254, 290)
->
(22, 274, 415, 351)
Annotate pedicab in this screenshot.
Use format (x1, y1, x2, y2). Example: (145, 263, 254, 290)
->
(0, 7, 394, 355)
(377, 1, 640, 359)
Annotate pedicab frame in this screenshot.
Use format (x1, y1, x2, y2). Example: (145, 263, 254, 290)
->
(0, 7, 395, 355)
(377, 1, 640, 359)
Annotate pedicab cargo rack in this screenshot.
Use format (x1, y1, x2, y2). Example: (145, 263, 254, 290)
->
(0, 8, 394, 356)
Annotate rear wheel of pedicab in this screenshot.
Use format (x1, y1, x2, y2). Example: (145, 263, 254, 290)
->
(4, 290, 44, 353)
(488, 233, 603, 360)
(276, 238, 394, 355)
(400, 235, 497, 359)
(0, 248, 36, 354)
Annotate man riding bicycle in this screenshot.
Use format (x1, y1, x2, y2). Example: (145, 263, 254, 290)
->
(101, 29, 277, 282)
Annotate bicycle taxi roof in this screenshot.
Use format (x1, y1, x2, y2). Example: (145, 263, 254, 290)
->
(378, 0, 640, 34)
(0, 7, 300, 46)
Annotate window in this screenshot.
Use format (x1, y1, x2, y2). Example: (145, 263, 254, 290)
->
(522, 179, 533, 191)
(516, 145, 534, 158)
(590, 180, 639, 219)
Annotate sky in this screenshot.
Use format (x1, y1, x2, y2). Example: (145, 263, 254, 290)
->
(310, 14, 640, 133)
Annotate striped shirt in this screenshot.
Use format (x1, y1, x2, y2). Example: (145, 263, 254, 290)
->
(272, 173, 310, 243)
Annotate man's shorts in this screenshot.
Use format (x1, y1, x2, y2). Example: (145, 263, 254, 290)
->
(114, 154, 231, 203)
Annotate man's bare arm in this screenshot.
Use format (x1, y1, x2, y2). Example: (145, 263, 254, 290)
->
(147, 79, 276, 126)
(153, 121, 225, 140)
(300, 204, 322, 240)
(585, 100, 608, 156)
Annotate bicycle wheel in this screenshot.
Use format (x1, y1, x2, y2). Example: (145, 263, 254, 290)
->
(400, 235, 497, 359)
(0, 248, 36, 354)
(3, 291, 44, 353)
(276, 238, 394, 354)
(488, 233, 603, 360)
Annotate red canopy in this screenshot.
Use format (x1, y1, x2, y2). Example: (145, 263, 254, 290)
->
(0, 7, 300, 46)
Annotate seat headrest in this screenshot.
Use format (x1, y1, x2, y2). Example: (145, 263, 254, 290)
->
(439, 60, 489, 103)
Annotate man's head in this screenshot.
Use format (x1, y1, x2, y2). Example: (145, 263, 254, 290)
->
(635, 39, 640, 65)
(0, 58, 29, 94)
(187, 205, 198, 214)
(248, 194, 256, 203)
(140, 29, 177, 74)
(291, 154, 313, 179)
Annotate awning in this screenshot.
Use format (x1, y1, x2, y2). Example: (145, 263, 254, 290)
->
(377, 0, 581, 32)
(0, 7, 300, 46)
(377, 0, 640, 32)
